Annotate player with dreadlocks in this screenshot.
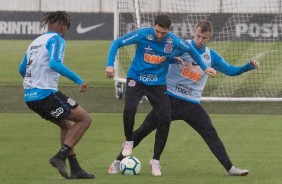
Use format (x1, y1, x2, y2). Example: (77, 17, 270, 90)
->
(18, 11, 95, 179)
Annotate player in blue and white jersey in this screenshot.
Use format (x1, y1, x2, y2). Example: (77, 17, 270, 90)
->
(106, 14, 217, 175)
(18, 11, 95, 179)
(108, 20, 259, 176)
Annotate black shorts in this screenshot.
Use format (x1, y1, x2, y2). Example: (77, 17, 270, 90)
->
(26, 91, 78, 122)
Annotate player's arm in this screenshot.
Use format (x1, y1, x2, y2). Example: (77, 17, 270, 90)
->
(18, 53, 27, 77)
(211, 50, 259, 76)
(106, 29, 141, 78)
(47, 36, 87, 92)
(178, 40, 216, 77)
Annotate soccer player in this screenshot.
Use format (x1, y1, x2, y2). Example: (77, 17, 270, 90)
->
(106, 14, 216, 175)
(108, 20, 259, 176)
(18, 11, 95, 179)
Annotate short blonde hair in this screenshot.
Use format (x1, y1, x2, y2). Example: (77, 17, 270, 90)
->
(195, 20, 213, 35)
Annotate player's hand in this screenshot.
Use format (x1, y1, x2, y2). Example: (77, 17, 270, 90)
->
(250, 59, 260, 68)
(205, 67, 216, 78)
(105, 66, 115, 79)
(174, 57, 183, 63)
(79, 82, 87, 92)
(174, 56, 186, 66)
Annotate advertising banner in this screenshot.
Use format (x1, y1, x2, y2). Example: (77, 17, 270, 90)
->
(119, 13, 282, 41)
(0, 11, 114, 40)
(0, 11, 281, 41)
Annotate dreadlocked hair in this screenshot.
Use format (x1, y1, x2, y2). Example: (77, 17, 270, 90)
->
(40, 11, 70, 29)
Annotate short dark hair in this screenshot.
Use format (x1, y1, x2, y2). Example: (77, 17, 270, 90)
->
(40, 11, 71, 29)
(195, 20, 213, 34)
(154, 14, 171, 29)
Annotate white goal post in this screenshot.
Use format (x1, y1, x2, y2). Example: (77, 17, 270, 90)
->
(113, 0, 282, 102)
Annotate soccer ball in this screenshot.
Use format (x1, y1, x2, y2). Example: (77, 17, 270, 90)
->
(120, 156, 141, 175)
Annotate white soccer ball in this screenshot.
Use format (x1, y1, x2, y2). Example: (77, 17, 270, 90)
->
(120, 156, 141, 175)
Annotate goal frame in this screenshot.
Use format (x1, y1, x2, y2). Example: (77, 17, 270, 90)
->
(113, 0, 282, 102)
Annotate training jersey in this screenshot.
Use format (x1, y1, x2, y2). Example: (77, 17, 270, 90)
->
(18, 32, 83, 102)
(167, 40, 256, 104)
(107, 27, 208, 85)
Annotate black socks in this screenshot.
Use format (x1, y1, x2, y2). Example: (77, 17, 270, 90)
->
(55, 144, 71, 160)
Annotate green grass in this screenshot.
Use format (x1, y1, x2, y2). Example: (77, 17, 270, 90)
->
(3, 40, 282, 94)
(0, 113, 282, 184)
(1, 39, 282, 183)
(0, 40, 112, 87)
(2, 39, 281, 114)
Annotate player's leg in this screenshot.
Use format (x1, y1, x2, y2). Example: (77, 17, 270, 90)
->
(121, 109, 159, 159)
(37, 91, 93, 179)
(133, 110, 159, 147)
(170, 96, 248, 176)
(190, 110, 249, 176)
(122, 78, 143, 156)
(55, 120, 95, 179)
(145, 85, 171, 176)
(26, 95, 70, 179)
(61, 105, 92, 147)
(108, 110, 158, 174)
(147, 85, 171, 160)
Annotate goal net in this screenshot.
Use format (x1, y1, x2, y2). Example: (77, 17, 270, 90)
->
(114, 0, 282, 102)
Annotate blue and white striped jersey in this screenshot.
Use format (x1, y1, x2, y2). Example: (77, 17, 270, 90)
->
(167, 40, 256, 104)
(107, 27, 208, 85)
(19, 32, 83, 102)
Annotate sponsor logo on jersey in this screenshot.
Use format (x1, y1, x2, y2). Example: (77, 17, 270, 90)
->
(191, 61, 198, 66)
(50, 107, 64, 118)
(164, 43, 173, 53)
(144, 54, 166, 64)
(30, 44, 42, 50)
(166, 37, 173, 43)
(24, 91, 38, 98)
(27, 58, 33, 66)
(147, 34, 154, 40)
(145, 46, 153, 51)
(175, 82, 193, 96)
(181, 67, 202, 82)
(128, 80, 136, 87)
(139, 74, 158, 82)
(25, 70, 32, 77)
(67, 98, 76, 106)
(122, 34, 138, 43)
(204, 54, 210, 60)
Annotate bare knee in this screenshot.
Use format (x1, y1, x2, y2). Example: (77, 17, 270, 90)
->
(82, 114, 92, 129)
(56, 120, 73, 130)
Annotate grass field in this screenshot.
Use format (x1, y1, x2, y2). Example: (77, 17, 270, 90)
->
(0, 40, 282, 183)
(0, 40, 112, 87)
(1, 113, 282, 184)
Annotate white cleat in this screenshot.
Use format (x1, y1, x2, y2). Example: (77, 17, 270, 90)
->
(228, 166, 249, 176)
(122, 141, 134, 156)
(108, 160, 121, 174)
(149, 159, 161, 176)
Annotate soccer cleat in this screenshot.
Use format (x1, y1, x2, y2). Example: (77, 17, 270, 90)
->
(149, 159, 161, 176)
(228, 166, 249, 176)
(122, 141, 134, 156)
(108, 160, 121, 174)
(69, 169, 95, 179)
(49, 156, 69, 179)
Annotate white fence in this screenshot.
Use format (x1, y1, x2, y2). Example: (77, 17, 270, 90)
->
(0, 0, 282, 13)
(0, 0, 114, 12)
